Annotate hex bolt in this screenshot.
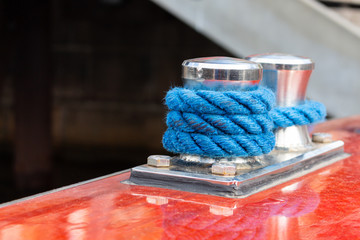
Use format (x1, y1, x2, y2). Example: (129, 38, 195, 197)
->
(312, 132, 333, 143)
(211, 162, 236, 176)
(147, 155, 171, 167)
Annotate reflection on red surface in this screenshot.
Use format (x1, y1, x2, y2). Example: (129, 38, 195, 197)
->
(158, 183, 319, 240)
(1, 117, 360, 239)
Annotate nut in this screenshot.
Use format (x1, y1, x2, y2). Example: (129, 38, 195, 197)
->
(147, 155, 171, 167)
(312, 132, 333, 143)
(211, 163, 236, 176)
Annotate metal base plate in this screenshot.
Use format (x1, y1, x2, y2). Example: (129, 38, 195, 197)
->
(127, 141, 349, 198)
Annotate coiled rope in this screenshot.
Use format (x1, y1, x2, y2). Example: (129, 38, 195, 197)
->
(162, 87, 327, 158)
(162, 87, 276, 158)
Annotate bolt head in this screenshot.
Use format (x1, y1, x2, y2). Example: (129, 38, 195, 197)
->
(147, 155, 171, 167)
(312, 132, 333, 143)
(212, 163, 236, 176)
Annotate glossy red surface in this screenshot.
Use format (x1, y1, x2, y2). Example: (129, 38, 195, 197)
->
(1, 116, 360, 239)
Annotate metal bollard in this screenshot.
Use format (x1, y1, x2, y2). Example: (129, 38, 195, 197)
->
(246, 53, 314, 151)
(182, 56, 262, 90)
(180, 56, 263, 164)
(128, 55, 348, 198)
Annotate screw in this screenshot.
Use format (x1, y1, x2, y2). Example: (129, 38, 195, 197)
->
(147, 155, 171, 167)
(312, 132, 333, 143)
(211, 162, 236, 176)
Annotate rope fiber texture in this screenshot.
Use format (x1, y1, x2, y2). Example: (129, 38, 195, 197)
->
(162, 87, 326, 158)
(162, 87, 276, 158)
(270, 101, 326, 128)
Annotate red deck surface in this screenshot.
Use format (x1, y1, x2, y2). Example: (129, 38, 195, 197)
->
(1, 116, 360, 239)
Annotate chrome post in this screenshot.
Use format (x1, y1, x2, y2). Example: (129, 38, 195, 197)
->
(182, 56, 262, 90)
(246, 53, 315, 151)
(180, 56, 263, 164)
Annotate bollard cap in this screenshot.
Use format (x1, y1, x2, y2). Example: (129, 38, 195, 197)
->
(245, 53, 314, 71)
(182, 56, 263, 82)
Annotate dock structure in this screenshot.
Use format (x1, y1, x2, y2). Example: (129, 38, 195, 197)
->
(152, 0, 360, 117)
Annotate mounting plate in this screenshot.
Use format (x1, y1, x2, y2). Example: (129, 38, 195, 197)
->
(126, 141, 349, 198)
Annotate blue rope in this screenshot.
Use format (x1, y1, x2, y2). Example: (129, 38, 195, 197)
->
(163, 87, 276, 158)
(163, 130, 275, 157)
(270, 101, 326, 128)
(165, 87, 274, 115)
(162, 87, 326, 158)
(166, 112, 274, 135)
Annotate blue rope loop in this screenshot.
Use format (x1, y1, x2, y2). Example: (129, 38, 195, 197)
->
(166, 112, 274, 135)
(165, 87, 275, 115)
(163, 130, 275, 158)
(270, 101, 326, 128)
(163, 87, 276, 158)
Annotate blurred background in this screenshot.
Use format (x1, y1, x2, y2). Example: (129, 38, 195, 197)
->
(0, 0, 359, 203)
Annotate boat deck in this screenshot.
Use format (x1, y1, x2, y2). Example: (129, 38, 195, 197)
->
(1, 116, 360, 239)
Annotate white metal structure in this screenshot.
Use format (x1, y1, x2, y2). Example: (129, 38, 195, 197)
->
(152, 0, 360, 117)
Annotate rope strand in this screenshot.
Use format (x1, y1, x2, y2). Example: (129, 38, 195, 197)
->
(270, 101, 326, 128)
(166, 111, 274, 135)
(165, 87, 275, 115)
(163, 130, 275, 158)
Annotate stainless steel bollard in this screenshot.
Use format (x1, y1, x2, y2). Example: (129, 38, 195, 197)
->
(246, 53, 314, 151)
(182, 56, 262, 90)
(180, 56, 263, 163)
(128, 55, 348, 198)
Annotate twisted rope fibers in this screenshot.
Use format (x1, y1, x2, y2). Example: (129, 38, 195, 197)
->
(162, 87, 326, 158)
(163, 87, 276, 158)
(270, 101, 326, 128)
(166, 111, 274, 135)
(165, 87, 274, 115)
(163, 130, 275, 157)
